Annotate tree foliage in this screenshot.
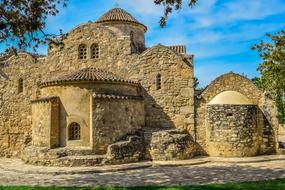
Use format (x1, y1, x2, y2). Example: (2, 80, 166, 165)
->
(154, 0, 198, 27)
(251, 77, 265, 90)
(253, 30, 285, 123)
(0, 0, 67, 51)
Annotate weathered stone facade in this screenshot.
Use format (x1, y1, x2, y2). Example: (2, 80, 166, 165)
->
(206, 104, 259, 157)
(195, 73, 280, 156)
(0, 7, 281, 165)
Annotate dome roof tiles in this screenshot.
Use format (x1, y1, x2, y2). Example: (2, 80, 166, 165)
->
(40, 68, 137, 87)
(96, 8, 147, 31)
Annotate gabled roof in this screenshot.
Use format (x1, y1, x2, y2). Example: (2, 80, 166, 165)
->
(96, 8, 147, 31)
(40, 68, 137, 87)
(168, 45, 187, 55)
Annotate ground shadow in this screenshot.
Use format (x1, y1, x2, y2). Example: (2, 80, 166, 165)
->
(16, 162, 284, 188)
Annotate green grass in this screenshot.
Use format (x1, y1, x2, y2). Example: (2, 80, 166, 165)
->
(1, 178, 285, 190)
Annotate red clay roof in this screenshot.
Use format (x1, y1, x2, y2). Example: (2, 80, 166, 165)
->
(96, 8, 147, 31)
(40, 68, 137, 87)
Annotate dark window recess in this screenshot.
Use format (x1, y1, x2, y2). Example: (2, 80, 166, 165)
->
(68, 122, 81, 140)
(156, 74, 161, 90)
(226, 113, 233, 117)
(78, 44, 87, 59)
(18, 78, 24, 93)
(91, 43, 99, 59)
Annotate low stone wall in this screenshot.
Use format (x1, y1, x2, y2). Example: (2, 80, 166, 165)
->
(206, 104, 259, 157)
(104, 136, 144, 164)
(21, 135, 145, 167)
(149, 129, 197, 161)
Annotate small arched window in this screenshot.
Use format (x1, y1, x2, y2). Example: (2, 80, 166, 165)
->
(91, 43, 99, 59)
(130, 31, 134, 42)
(18, 78, 24, 93)
(156, 74, 161, 90)
(78, 44, 87, 59)
(68, 122, 81, 140)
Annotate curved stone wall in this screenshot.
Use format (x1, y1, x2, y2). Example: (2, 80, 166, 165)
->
(206, 104, 259, 157)
(195, 72, 279, 156)
(33, 80, 144, 153)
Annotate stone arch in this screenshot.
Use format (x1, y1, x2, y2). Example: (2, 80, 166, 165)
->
(201, 72, 262, 104)
(195, 72, 279, 156)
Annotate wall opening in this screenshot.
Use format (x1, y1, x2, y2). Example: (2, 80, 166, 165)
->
(156, 74, 161, 90)
(78, 44, 87, 59)
(226, 113, 233, 117)
(18, 78, 24, 93)
(91, 43, 99, 59)
(68, 122, 81, 140)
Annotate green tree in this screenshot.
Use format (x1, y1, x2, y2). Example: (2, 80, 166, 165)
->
(251, 77, 265, 90)
(253, 30, 285, 123)
(0, 0, 67, 51)
(154, 0, 198, 27)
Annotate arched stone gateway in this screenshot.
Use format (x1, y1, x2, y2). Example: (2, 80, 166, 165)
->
(206, 91, 259, 157)
(195, 72, 280, 157)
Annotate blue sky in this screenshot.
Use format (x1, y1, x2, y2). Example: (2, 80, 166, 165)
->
(14, 0, 285, 86)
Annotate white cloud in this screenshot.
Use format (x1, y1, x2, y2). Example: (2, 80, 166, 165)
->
(189, 0, 285, 29)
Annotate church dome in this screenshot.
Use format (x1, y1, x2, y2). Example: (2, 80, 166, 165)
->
(40, 68, 137, 87)
(96, 8, 147, 31)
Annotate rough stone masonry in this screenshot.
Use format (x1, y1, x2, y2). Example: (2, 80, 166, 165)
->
(0, 7, 281, 166)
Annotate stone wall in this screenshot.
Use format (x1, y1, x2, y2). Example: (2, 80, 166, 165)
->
(98, 22, 146, 53)
(195, 73, 261, 153)
(258, 94, 280, 154)
(149, 129, 197, 160)
(206, 104, 259, 157)
(92, 97, 144, 154)
(0, 53, 45, 157)
(31, 97, 60, 148)
(41, 85, 91, 148)
(129, 45, 195, 135)
(196, 72, 280, 155)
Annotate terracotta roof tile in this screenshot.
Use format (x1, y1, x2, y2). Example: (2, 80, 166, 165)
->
(31, 96, 59, 104)
(96, 8, 147, 31)
(93, 93, 143, 100)
(40, 68, 137, 87)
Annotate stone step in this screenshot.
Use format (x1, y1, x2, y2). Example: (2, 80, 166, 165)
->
(56, 155, 106, 167)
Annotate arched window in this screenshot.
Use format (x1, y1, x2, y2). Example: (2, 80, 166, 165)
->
(130, 31, 134, 42)
(18, 78, 24, 93)
(90, 43, 99, 59)
(156, 74, 161, 90)
(68, 122, 81, 140)
(78, 44, 87, 59)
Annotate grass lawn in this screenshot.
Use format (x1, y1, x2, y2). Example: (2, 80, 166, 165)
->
(1, 178, 285, 190)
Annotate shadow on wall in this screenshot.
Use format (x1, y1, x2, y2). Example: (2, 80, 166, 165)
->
(140, 87, 176, 129)
(59, 101, 67, 147)
(260, 108, 276, 155)
(0, 68, 9, 80)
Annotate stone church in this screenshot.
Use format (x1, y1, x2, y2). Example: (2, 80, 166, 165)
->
(0, 7, 281, 166)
